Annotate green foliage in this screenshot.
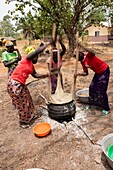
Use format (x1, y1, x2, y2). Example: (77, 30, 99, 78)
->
(14, 11, 40, 39)
(17, 37, 23, 40)
(0, 15, 17, 37)
(5, 0, 113, 54)
(6, 1, 113, 31)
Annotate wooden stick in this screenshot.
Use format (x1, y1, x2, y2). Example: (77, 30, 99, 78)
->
(72, 32, 79, 99)
(57, 38, 60, 69)
(26, 79, 40, 86)
(47, 50, 52, 100)
(40, 105, 48, 111)
(52, 23, 56, 43)
(48, 23, 56, 100)
(55, 35, 64, 94)
(72, 118, 101, 146)
(39, 93, 48, 104)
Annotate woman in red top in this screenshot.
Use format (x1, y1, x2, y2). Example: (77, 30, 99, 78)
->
(7, 41, 52, 128)
(74, 43, 110, 114)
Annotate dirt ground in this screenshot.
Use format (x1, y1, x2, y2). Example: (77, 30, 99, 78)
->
(1, 40, 113, 170)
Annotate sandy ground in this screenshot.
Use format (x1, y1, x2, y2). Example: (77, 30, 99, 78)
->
(0, 40, 113, 170)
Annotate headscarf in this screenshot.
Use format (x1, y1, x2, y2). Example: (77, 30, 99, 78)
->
(3, 39, 8, 44)
(52, 47, 58, 52)
(5, 41, 14, 47)
(25, 46, 35, 54)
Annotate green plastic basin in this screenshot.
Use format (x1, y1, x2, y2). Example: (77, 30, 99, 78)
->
(108, 144, 113, 160)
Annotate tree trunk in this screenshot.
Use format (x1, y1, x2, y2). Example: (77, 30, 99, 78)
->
(65, 29, 76, 56)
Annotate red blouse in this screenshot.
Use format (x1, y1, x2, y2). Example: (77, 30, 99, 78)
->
(81, 52, 108, 74)
(10, 56, 34, 84)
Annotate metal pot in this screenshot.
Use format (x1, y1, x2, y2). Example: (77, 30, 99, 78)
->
(47, 100, 76, 122)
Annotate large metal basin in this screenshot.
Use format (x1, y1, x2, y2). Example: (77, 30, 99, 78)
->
(101, 133, 113, 169)
(76, 88, 89, 103)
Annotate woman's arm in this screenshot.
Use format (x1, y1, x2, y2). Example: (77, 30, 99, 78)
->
(74, 71, 88, 79)
(57, 36, 66, 56)
(14, 48, 22, 61)
(2, 49, 21, 67)
(79, 43, 95, 57)
(3, 58, 18, 67)
(27, 41, 52, 61)
(78, 71, 88, 76)
(31, 68, 48, 79)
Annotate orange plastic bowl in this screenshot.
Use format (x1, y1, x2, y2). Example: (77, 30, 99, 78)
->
(33, 122, 51, 137)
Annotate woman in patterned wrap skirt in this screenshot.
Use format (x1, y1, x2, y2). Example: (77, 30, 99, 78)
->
(7, 41, 52, 128)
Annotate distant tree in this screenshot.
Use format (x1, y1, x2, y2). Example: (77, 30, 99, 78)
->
(13, 11, 53, 40)
(0, 15, 16, 37)
(109, 6, 113, 26)
(15, 11, 38, 39)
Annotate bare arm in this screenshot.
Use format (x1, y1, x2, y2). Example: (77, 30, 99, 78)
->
(74, 71, 88, 79)
(27, 41, 52, 61)
(57, 36, 66, 56)
(3, 48, 22, 67)
(31, 68, 48, 79)
(14, 49, 22, 61)
(78, 71, 88, 76)
(79, 43, 95, 57)
(3, 58, 18, 67)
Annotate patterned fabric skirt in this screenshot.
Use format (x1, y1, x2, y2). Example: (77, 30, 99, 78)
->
(89, 67, 110, 111)
(7, 79, 35, 123)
